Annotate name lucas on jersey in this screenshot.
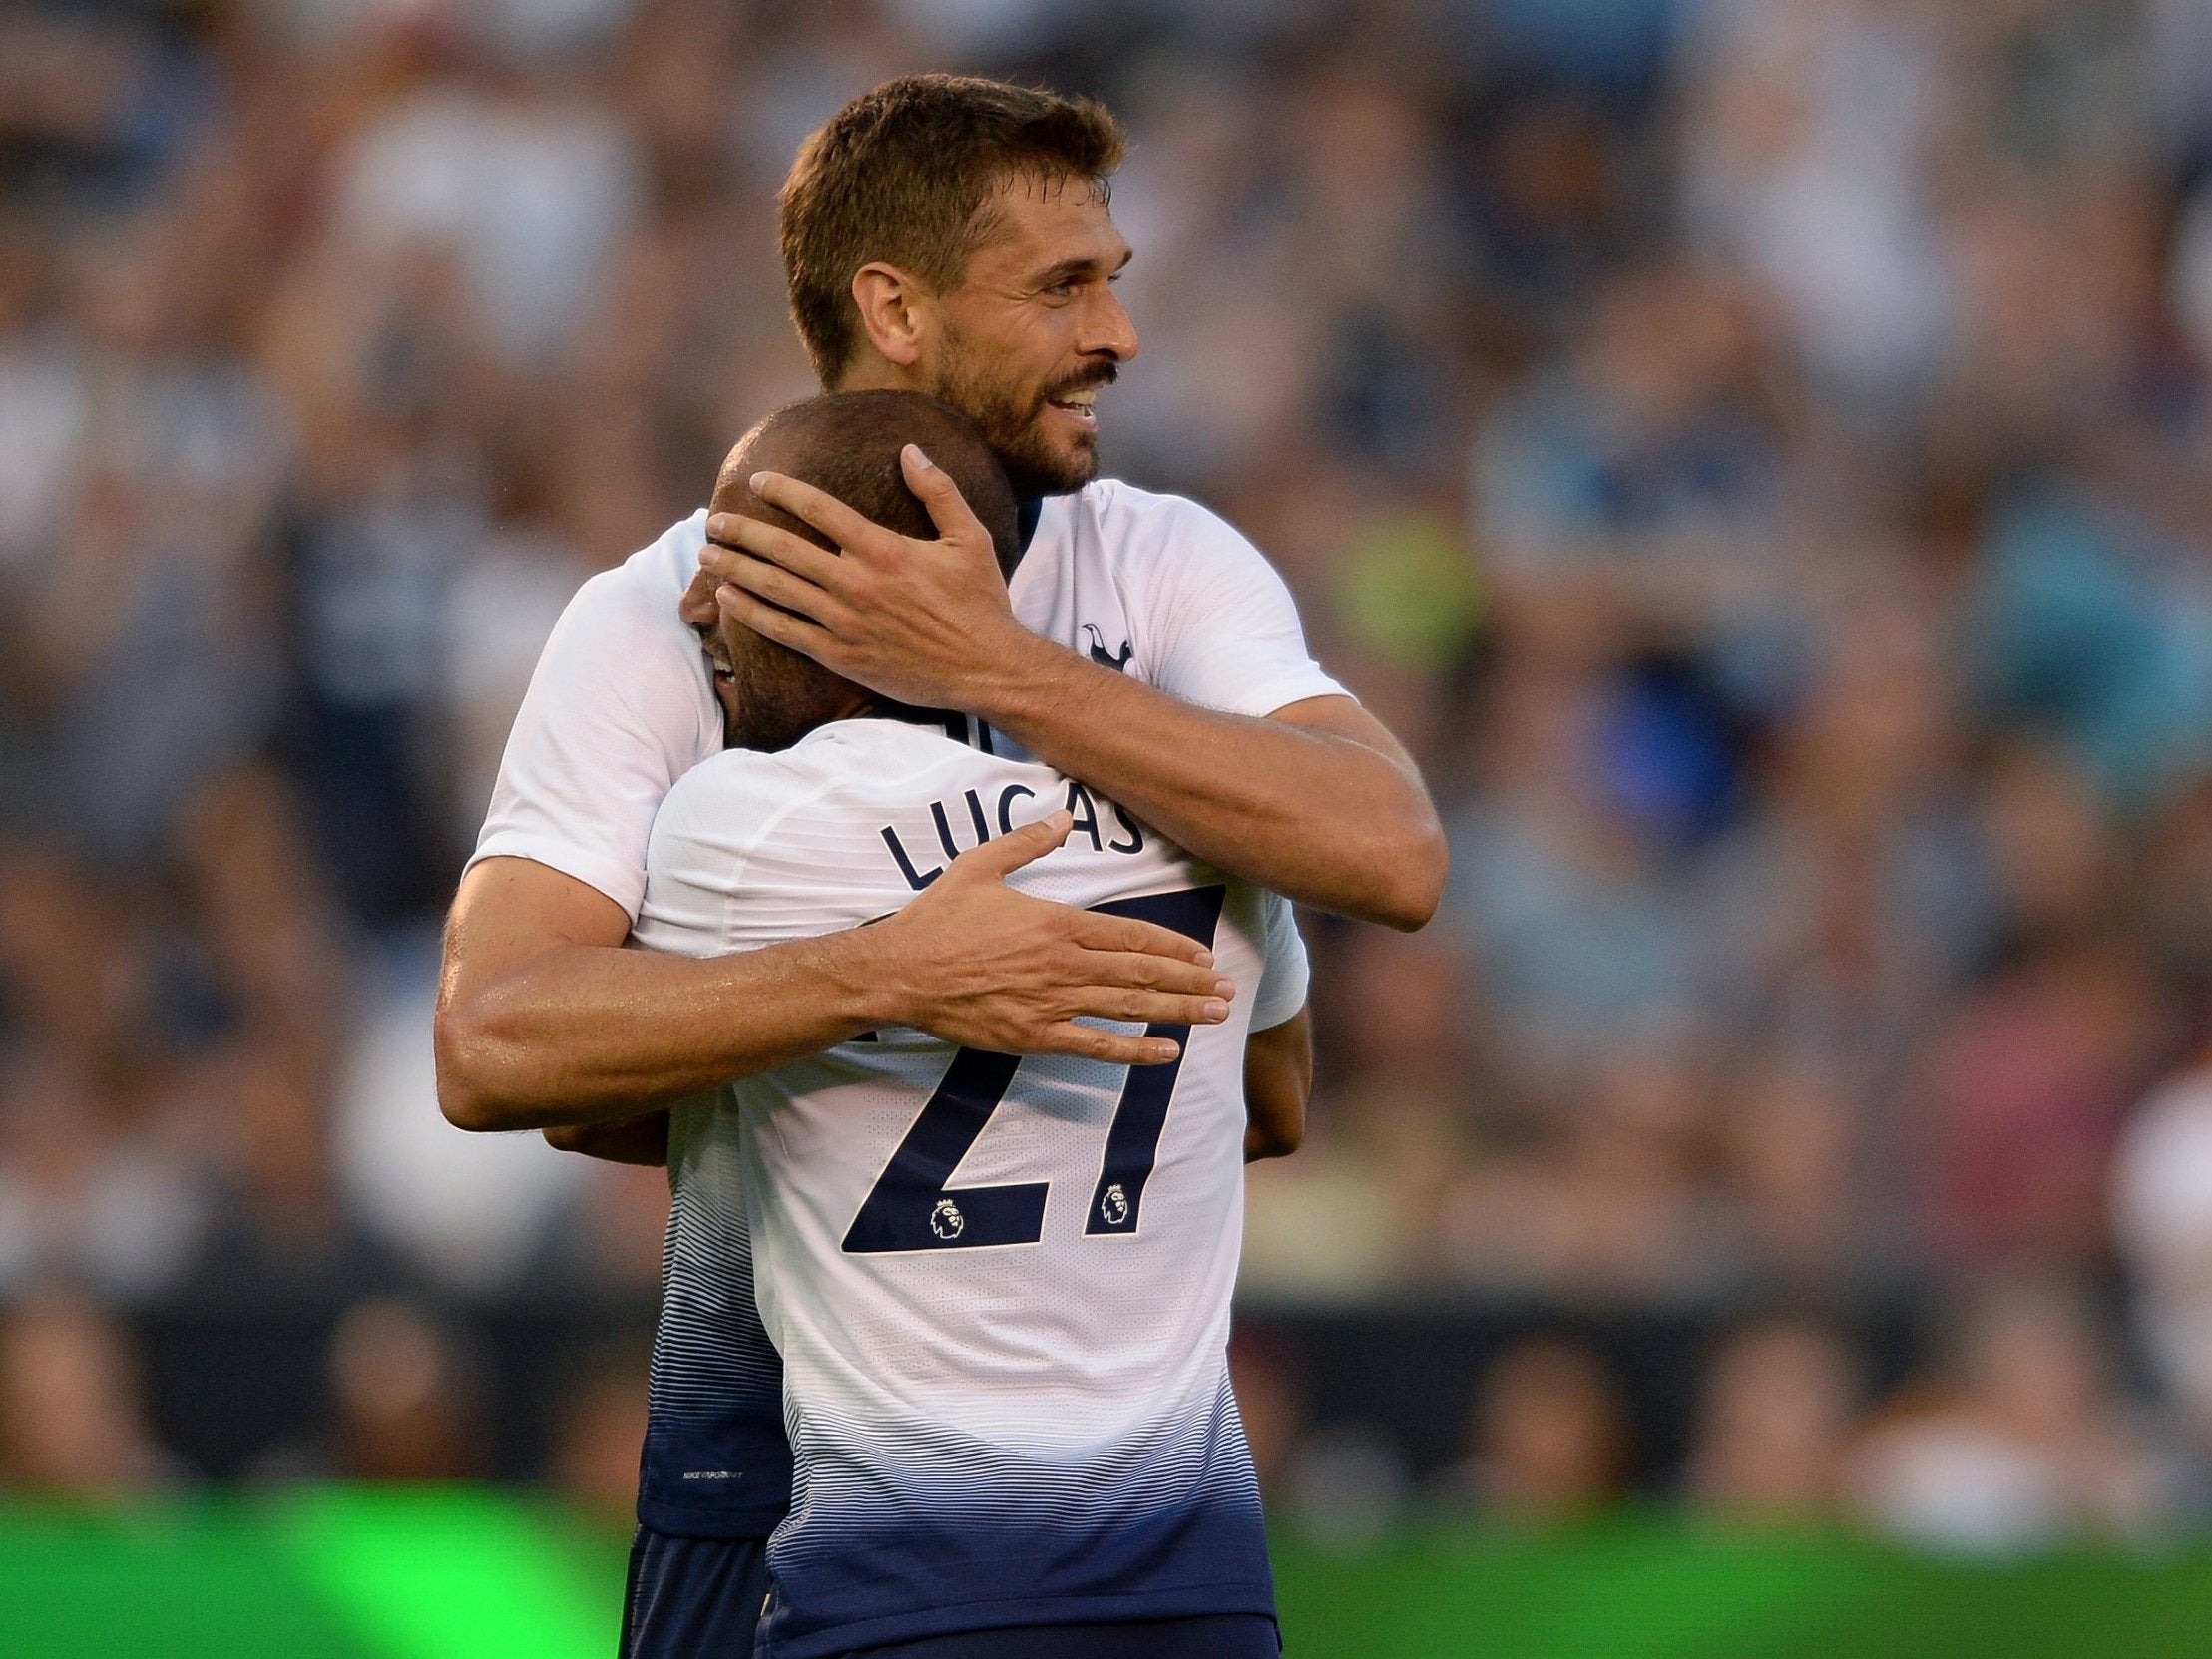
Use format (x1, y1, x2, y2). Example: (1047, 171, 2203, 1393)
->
(879, 778, 1146, 891)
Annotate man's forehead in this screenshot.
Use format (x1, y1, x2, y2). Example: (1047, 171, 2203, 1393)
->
(968, 173, 1127, 272)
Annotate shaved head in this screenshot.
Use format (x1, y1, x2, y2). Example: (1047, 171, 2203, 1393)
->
(704, 391, 1020, 751)
(712, 390, 1020, 575)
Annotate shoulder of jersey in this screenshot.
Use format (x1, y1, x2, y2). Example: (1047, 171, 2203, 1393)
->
(599, 509, 709, 607)
(665, 721, 1048, 882)
(1046, 479, 1234, 564)
(547, 511, 711, 694)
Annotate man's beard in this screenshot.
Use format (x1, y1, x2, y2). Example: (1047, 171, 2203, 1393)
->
(723, 640, 848, 752)
(931, 333, 1112, 497)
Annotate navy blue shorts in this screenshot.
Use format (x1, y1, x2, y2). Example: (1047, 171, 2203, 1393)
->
(838, 1614, 1281, 1659)
(619, 1527, 774, 1659)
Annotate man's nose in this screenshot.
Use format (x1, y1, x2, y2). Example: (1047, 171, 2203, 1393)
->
(678, 570, 721, 627)
(1082, 288, 1139, 363)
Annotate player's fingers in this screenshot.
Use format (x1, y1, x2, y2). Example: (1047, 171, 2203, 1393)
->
(716, 584, 840, 661)
(1082, 950, 1235, 1003)
(1066, 909, 1216, 968)
(1073, 985, 1233, 1028)
(1035, 1020, 1182, 1067)
(720, 552, 844, 630)
(747, 471, 903, 559)
(901, 445, 993, 548)
(707, 512, 846, 590)
(946, 811, 1074, 881)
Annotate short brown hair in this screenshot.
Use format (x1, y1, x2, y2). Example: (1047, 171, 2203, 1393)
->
(779, 74, 1125, 384)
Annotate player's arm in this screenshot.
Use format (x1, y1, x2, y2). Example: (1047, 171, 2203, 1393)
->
(436, 814, 1234, 1134)
(702, 454, 1446, 932)
(976, 684, 1429, 927)
(1243, 1006, 1312, 1162)
(538, 975, 1314, 1172)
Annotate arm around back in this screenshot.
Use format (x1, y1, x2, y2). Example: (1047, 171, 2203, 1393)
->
(1243, 1005, 1314, 1162)
(708, 466, 1447, 930)
(435, 817, 1240, 1134)
(977, 658, 1446, 931)
(434, 854, 882, 1132)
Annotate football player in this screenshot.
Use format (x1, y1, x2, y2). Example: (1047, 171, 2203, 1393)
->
(436, 73, 1439, 1659)
(637, 389, 1303, 1659)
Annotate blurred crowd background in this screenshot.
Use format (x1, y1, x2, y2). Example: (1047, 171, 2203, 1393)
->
(10, 0, 2212, 1560)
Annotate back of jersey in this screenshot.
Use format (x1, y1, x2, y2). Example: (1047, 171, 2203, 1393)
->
(635, 716, 1303, 1659)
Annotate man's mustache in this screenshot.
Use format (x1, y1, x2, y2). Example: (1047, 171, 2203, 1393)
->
(1041, 363, 1118, 402)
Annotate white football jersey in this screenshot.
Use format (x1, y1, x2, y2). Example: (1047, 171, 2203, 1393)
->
(470, 483, 1348, 919)
(634, 715, 1307, 1658)
(465, 480, 1343, 1551)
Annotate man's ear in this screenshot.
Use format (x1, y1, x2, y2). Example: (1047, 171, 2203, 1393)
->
(851, 262, 933, 370)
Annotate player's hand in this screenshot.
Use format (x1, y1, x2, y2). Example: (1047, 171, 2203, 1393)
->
(875, 811, 1234, 1065)
(700, 445, 1039, 710)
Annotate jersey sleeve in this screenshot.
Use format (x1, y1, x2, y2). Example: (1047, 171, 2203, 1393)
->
(1250, 891, 1310, 1032)
(631, 754, 784, 958)
(466, 518, 718, 921)
(1122, 493, 1348, 719)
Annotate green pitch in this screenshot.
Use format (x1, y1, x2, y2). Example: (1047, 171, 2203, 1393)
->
(3, 1491, 2210, 1658)
(0, 1488, 622, 1659)
(1272, 1521, 2212, 1658)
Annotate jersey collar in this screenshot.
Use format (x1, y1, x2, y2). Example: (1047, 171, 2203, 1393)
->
(853, 700, 997, 754)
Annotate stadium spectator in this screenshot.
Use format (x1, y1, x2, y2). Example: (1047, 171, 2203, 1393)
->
(1684, 1315, 1862, 1522)
(0, 1289, 176, 1494)
(1451, 1334, 1634, 1522)
(1851, 1281, 2174, 1553)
